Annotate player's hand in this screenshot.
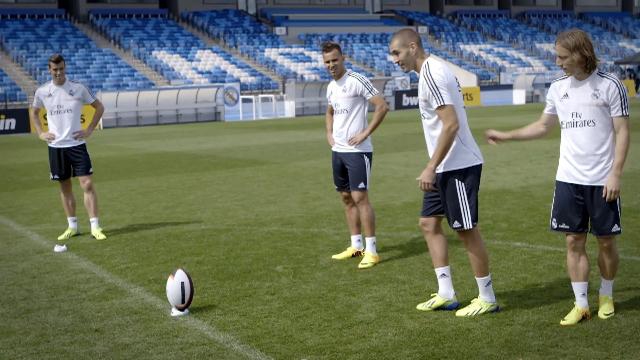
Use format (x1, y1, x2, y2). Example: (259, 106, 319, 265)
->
(603, 174, 621, 202)
(348, 132, 368, 146)
(326, 132, 335, 147)
(72, 128, 93, 140)
(38, 132, 55, 143)
(485, 129, 508, 145)
(417, 166, 437, 192)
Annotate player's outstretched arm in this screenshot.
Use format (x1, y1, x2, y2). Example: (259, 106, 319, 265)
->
(603, 116, 630, 202)
(348, 95, 389, 146)
(485, 112, 557, 145)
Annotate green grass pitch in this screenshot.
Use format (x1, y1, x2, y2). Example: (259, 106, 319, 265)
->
(1, 101, 639, 359)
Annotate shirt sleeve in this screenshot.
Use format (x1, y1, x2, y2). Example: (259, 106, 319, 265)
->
(421, 62, 454, 108)
(352, 73, 378, 100)
(543, 84, 557, 115)
(326, 86, 332, 108)
(81, 84, 96, 104)
(32, 89, 43, 108)
(607, 77, 629, 117)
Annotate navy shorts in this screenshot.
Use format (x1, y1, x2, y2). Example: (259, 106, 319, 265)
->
(332, 151, 372, 192)
(421, 164, 482, 231)
(48, 143, 93, 181)
(550, 180, 622, 236)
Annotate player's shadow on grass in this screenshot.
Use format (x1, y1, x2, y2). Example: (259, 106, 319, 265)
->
(381, 234, 463, 264)
(615, 288, 640, 312)
(188, 303, 217, 314)
(496, 277, 568, 310)
(107, 221, 201, 236)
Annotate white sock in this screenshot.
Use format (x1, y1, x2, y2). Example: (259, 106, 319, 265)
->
(67, 217, 78, 230)
(571, 281, 589, 308)
(350, 234, 363, 250)
(365, 236, 377, 255)
(90, 217, 100, 230)
(435, 266, 455, 300)
(475, 274, 496, 303)
(599, 278, 614, 297)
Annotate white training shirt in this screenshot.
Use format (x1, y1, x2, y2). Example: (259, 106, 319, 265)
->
(326, 70, 379, 153)
(32, 79, 96, 148)
(418, 56, 483, 173)
(544, 70, 629, 185)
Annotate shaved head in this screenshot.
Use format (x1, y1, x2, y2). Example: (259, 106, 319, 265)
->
(391, 28, 424, 50)
(389, 28, 426, 73)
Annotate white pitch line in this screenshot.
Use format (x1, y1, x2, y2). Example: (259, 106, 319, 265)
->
(0, 215, 271, 360)
(491, 239, 640, 262)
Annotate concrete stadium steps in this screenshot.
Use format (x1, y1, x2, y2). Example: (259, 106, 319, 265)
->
(0, 49, 38, 103)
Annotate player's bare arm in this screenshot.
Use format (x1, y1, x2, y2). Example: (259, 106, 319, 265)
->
(417, 104, 459, 192)
(325, 104, 335, 147)
(348, 95, 389, 146)
(485, 112, 558, 144)
(73, 99, 105, 140)
(29, 106, 55, 142)
(603, 116, 630, 202)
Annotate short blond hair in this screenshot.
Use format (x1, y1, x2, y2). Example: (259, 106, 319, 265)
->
(555, 29, 598, 74)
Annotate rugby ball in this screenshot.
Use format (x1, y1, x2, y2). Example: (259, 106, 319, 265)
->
(166, 268, 194, 311)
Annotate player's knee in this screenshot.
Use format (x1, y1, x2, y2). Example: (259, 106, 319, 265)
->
(340, 192, 355, 206)
(566, 234, 587, 253)
(79, 177, 94, 192)
(419, 217, 440, 235)
(351, 192, 369, 206)
(597, 237, 616, 252)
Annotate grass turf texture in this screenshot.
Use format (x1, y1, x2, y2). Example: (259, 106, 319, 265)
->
(1, 101, 639, 359)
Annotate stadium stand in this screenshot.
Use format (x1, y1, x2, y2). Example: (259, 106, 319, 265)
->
(259, 7, 404, 27)
(451, 10, 556, 73)
(181, 9, 375, 82)
(521, 10, 638, 73)
(0, 8, 154, 93)
(0, 68, 26, 103)
(394, 11, 500, 82)
(90, 9, 279, 92)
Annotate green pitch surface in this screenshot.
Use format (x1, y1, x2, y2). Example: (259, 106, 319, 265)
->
(1, 101, 639, 359)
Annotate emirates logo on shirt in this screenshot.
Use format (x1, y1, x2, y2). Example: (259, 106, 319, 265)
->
(560, 112, 596, 129)
(333, 103, 349, 115)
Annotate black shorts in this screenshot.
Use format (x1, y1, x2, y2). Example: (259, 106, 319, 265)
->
(550, 181, 622, 236)
(332, 151, 372, 192)
(421, 164, 482, 231)
(48, 143, 93, 181)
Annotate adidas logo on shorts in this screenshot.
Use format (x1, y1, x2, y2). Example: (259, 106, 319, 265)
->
(452, 220, 461, 228)
(611, 224, 621, 232)
(358, 182, 366, 189)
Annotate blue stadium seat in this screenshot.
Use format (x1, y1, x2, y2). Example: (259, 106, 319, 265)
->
(0, 13, 154, 92)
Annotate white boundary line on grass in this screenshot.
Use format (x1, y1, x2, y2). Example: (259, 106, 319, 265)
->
(0, 215, 272, 360)
(491, 239, 640, 261)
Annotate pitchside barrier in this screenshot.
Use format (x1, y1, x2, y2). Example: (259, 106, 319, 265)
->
(286, 78, 393, 116)
(0, 108, 30, 135)
(394, 85, 526, 110)
(97, 84, 232, 127)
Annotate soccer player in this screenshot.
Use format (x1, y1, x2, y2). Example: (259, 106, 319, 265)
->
(30, 54, 107, 251)
(322, 41, 389, 269)
(485, 29, 629, 325)
(389, 29, 499, 316)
